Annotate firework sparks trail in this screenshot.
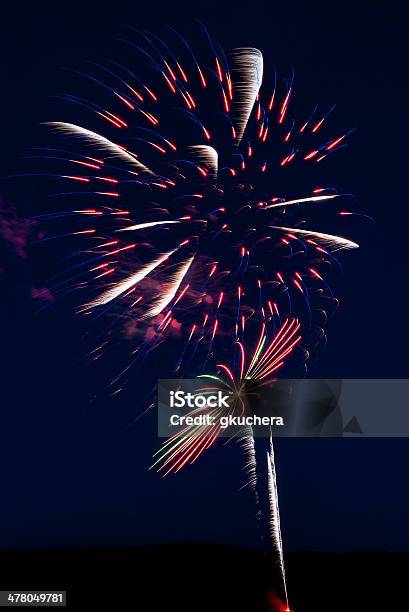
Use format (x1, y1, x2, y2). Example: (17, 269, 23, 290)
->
(266, 439, 288, 607)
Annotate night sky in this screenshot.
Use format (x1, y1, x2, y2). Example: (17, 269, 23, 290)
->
(0, 0, 408, 554)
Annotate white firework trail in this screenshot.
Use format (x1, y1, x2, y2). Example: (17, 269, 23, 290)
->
(239, 428, 258, 492)
(266, 439, 289, 606)
(187, 145, 219, 179)
(229, 48, 263, 144)
(270, 225, 359, 251)
(46, 122, 155, 175)
(143, 255, 194, 318)
(264, 194, 338, 209)
(117, 220, 181, 232)
(83, 248, 179, 309)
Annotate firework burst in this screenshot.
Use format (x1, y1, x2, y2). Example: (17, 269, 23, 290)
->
(34, 23, 357, 375)
(152, 318, 302, 475)
(31, 23, 361, 611)
(152, 317, 301, 608)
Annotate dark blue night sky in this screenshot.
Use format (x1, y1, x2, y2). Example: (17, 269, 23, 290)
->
(0, 0, 408, 557)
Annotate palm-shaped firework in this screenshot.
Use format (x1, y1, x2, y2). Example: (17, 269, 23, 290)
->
(35, 23, 360, 612)
(153, 319, 301, 609)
